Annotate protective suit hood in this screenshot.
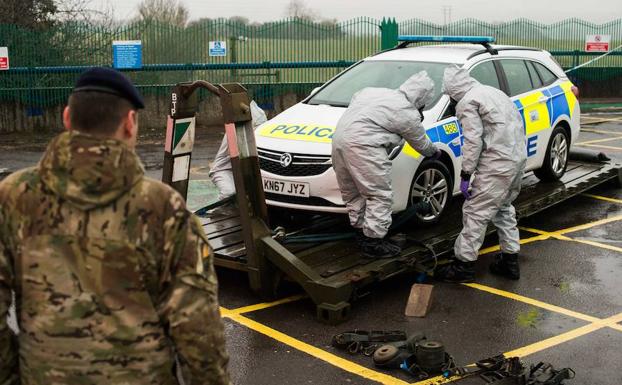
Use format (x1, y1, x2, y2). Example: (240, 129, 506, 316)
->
(442, 66, 479, 102)
(398, 71, 435, 109)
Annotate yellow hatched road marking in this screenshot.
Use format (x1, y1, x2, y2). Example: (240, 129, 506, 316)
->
(582, 193, 622, 205)
(580, 116, 622, 124)
(503, 323, 601, 357)
(463, 283, 600, 323)
(228, 294, 307, 315)
(578, 143, 622, 151)
(580, 128, 622, 135)
(576, 135, 622, 145)
(478, 234, 548, 255)
(567, 238, 622, 254)
(221, 309, 411, 385)
(554, 214, 622, 235)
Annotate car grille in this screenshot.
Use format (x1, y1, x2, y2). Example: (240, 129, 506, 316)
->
(258, 148, 332, 177)
(265, 193, 344, 208)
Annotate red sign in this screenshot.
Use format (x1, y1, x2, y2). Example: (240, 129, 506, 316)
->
(0, 47, 8, 70)
(585, 35, 610, 52)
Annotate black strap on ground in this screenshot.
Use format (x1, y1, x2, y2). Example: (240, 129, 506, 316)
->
(332, 330, 408, 355)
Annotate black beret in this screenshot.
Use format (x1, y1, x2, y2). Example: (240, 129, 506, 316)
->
(72, 67, 145, 109)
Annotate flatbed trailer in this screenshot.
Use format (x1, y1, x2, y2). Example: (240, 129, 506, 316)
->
(162, 81, 622, 324)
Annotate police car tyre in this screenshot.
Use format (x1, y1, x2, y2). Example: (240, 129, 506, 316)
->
(534, 126, 569, 182)
(409, 159, 453, 224)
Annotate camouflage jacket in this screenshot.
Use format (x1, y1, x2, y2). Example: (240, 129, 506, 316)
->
(0, 131, 231, 385)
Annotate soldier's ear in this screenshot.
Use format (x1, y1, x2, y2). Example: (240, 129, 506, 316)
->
(63, 106, 71, 131)
(122, 109, 139, 146)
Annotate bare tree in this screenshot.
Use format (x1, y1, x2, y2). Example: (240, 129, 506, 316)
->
(0, 0, 57, 29)
(56, 0, 116, 26)
(229, 16, 249, 25)
(284, 0, 319, 21)
(136, 0, 189, 27)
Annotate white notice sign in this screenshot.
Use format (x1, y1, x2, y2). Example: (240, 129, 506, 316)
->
(209, 41, 227, 57)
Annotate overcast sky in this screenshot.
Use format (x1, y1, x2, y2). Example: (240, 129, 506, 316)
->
(100, 0, 622, 24)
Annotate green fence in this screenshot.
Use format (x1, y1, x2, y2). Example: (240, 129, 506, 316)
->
(1, 17, 622, 109)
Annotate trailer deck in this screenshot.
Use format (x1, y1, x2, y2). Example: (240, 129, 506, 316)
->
(202, 159, 622, 323)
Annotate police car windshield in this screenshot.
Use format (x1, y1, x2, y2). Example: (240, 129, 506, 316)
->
(307, 60, 453, 109)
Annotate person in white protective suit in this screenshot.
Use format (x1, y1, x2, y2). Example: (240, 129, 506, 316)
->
(435, 66, 527, 282)
(332, 71, 441, 259)
(209, 100, 267, 200)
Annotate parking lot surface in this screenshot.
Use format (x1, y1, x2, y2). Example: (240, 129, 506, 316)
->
(217, 114, 622, 385)
(2, 114, 622, 384)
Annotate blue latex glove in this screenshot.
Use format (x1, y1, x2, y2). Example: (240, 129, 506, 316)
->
(460, 178, 471, 200)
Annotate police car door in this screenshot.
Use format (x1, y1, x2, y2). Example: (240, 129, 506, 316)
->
(498, 59, 551, 170)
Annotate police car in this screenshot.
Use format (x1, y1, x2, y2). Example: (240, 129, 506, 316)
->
(256, 36, 580, 223)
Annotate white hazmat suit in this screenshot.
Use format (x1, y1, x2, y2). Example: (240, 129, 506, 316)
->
(442, 67, 527, 262)
(209, 100, 267, 200)
(332, 71, 439, 239)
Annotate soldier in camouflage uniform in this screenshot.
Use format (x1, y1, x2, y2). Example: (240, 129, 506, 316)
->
(0, 67, 231, 385)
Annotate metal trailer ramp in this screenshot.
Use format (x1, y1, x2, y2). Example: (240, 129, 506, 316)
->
(204, 160, 622, 324)
(160, 80, 622, 324)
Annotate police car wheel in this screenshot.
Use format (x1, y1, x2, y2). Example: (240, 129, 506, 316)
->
(409, 160, 452, 224)
(534, 126, 569, 182)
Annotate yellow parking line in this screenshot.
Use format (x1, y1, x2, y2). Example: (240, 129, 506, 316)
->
(221, 309, 410, 385)
(518, 226, 571, 241)
(577, 136, 622, 145)
(567, 238, 622, 254)
(410, 375, 456, 385)
(463, 283, 600, 323)
(503, 323, 602, 358)
(582, 193, 622, 205)
(478, 234, 548, 255)
(580, 128, 622, 135)
(580, 117, 622, 124)
(578, 143, 622, 151)
(228, 294, 307, 315)
(554, 214, 622, 235)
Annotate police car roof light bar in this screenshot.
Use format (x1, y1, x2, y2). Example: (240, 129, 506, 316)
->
(396, 35, 498, 54)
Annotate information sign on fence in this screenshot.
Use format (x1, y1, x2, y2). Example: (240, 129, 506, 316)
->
(0, 47, 8, 70)
(585, 35, 610, 52)
(112, 40, 142, 69)
(209, 41, 227, 57)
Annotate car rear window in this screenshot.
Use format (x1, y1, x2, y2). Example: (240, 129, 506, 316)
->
(307, 60, 453, 109)
(526, 61, 543, 89)
(500, 59, 533, 96)
(533, 62, 558, 86)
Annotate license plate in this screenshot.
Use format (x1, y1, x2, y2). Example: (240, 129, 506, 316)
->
(262, 178, 310, 197)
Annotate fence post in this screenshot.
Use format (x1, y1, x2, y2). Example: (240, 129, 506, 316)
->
(380, 17, 399, 50)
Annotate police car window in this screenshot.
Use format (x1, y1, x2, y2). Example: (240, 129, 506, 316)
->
(500, 59, 533, 96)
(307, 61, 452, 109)
(469, 61, 500, 89)
(533, 62, 558, 86)
(526, 61, 543, 89)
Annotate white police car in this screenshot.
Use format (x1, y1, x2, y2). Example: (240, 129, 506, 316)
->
(256, 36, 580, 223)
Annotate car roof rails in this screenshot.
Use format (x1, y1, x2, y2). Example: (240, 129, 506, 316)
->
(396, 35, 498, 55)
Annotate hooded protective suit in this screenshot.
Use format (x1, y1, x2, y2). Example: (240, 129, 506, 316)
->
(332, 71, 438, 239)
(210, 100, 267, 200)
(442, 66, 527, 262)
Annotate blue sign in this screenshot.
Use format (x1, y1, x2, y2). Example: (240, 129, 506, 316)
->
(209, 41, 227, 57)
(112, 40, 142, 69)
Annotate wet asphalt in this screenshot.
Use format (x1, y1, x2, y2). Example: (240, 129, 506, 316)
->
(1, 115, 622, 385)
